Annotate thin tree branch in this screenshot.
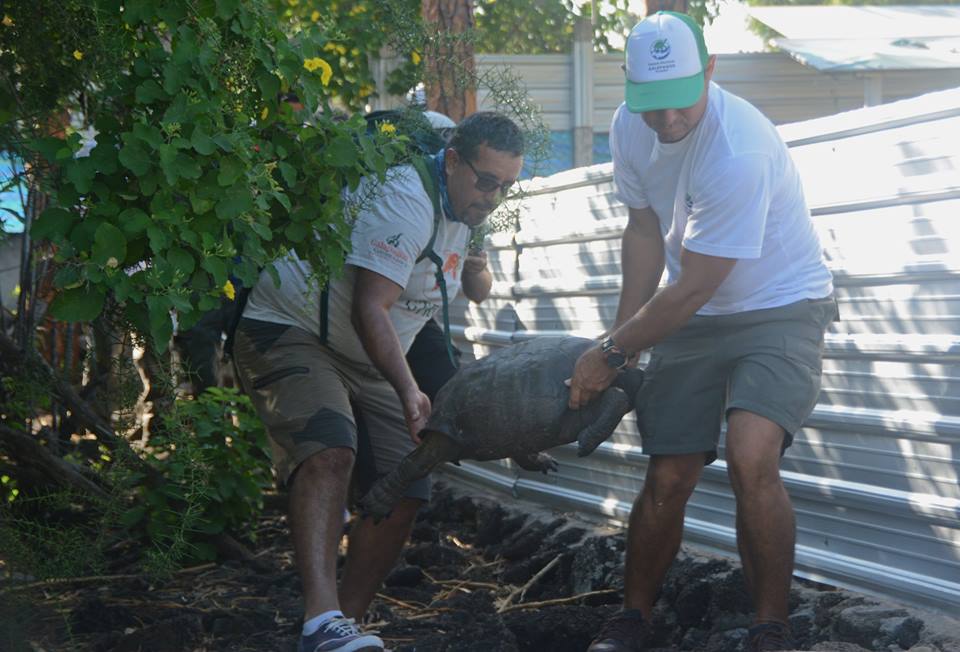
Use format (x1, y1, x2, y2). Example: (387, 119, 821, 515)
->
(0, 423, 110, 501)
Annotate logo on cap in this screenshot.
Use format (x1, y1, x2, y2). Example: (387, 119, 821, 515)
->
(650, 38, 671, 61)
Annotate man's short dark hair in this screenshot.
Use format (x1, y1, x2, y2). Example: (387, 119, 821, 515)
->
(448, 111, 524, 162)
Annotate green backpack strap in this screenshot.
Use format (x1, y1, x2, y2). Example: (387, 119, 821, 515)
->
(412, 156, 458, 370)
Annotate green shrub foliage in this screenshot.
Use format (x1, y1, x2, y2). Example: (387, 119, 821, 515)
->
(124, 387, 273, 563)
(5, 1, 406, 350)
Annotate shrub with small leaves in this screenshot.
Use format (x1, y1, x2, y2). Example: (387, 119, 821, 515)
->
(122, 387, 273, 563)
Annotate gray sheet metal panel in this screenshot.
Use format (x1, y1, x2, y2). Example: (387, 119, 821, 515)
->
(441, 89, 960, 612)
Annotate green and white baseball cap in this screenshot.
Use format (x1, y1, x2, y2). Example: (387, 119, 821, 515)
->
(624, 11, 710, 113)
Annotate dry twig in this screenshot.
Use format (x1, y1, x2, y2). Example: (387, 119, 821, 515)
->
(497, 554, 562, 612)
(498, 588, 619, 613)
(0, 563, 216, 594)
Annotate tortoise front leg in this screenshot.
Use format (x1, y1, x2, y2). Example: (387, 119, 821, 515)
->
(512, 452, 559, 474)
(575, 386, 632, 457)
(359, 430, 462, 521)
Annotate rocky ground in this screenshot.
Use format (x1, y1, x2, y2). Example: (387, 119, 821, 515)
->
(2, 480, 958, 652)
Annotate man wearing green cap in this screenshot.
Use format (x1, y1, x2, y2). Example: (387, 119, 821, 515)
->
(568, 11, 836, 652)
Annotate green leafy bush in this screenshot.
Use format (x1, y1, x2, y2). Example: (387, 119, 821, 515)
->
(123, 387, 273, 563)
(6, 1, 406, 350)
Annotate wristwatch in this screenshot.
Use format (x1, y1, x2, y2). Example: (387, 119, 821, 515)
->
(600, 336, 630, 370)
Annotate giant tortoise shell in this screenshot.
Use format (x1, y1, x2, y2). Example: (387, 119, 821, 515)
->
(361, 335, 644, 519)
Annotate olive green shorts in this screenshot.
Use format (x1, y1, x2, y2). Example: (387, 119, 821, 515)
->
(232, 318, 430, 501)
(635, 297, 838, 464)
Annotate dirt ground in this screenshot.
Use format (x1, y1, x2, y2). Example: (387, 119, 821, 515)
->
(2, 480, 958, 652)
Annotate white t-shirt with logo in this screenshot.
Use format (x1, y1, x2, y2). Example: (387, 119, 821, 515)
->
(243, 165, 471, 365)
(610, 82, 833, 315)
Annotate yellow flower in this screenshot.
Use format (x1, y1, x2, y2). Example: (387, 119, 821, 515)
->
(2, 15, 13, 27)
(411, 51, 421, 65)
(359, 84, 375, 97)
(379, 122, 397, 136)
(324, 42, 338, 52)
(287, 0, 299, 5)
(303, 57, 333, 86)
(261, 106, 269, 120)
(311, 10, 320, 21)
(348, 4, 365, 15)
(73, 50, 84, 61)
(223, 280, 236, 301)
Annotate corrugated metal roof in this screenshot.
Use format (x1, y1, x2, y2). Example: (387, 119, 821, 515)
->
(773, 36, 960, 71)
(749, 5, 960, 72)
(748, 5, 960, 40)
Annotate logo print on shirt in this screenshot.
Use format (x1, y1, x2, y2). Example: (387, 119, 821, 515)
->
(650, 39, 671, 61)
(433, 253, 461, 289)
(370, 235, 410, 264)
(684, 193, 694, 215)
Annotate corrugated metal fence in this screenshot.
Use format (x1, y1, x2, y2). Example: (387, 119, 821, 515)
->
(475, 52, 960, 130)
(440, 87, 960, 613)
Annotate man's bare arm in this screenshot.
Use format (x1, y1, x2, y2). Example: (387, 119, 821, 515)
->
(613, 206, 666, 330)
(352, 268, 430, 439)
(461, 250, 492, 303)
(613, 247, 736, 353)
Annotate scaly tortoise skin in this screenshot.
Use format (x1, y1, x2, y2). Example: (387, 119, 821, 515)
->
(361, 335, 644, 519)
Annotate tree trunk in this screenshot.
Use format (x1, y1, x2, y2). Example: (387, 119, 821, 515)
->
(643, 0, 688, 16)
(422, 0, 477, 121)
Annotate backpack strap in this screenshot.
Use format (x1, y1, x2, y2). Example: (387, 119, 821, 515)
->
(412, 156, 458, 370)
(222, 285, 252, 359)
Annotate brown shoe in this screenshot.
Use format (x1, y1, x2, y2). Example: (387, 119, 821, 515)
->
(746, 621, 795, 651)
(586, 609, 649, 652)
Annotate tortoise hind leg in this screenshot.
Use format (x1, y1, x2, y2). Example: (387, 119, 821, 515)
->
(359, 431, 461, 521)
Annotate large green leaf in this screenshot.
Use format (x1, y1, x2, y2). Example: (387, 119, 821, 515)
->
(217, 157, 244, 186)
(92, 223, 128, 267)
(31, 207, 77, 241)
(167, 247, 196, 276)
(215, 187, 253, 220)
(135, 80, 166, 105)
(162, 60, 190, 95)
(119, 141, 152, 177)
(118, 208, 151, 235)
(190, 125, 217, 155)
(49, 286, 106, 322)
(28, 137, 66, 163)
(65, 158, 96, 194)
(146, 295, 174, 351)
(133, 123, 164, 151)
(202, 257, 228, 286)
(176, 153, 203, 180)
(323, 136, 360, 168)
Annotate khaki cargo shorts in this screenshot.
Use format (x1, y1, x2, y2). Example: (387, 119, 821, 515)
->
(635, 297, 838, 464)
(232, 318, 430, 500)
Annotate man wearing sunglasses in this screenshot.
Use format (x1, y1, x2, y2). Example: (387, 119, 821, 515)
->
(232, 111, 523, 652)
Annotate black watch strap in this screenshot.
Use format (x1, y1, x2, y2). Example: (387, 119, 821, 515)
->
(601, 336, 629, 370)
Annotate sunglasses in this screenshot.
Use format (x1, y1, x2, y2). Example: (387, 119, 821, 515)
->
(461, 156, 518, 195)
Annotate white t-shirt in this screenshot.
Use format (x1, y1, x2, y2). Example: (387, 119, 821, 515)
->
(610, 82, 833, 315)
(243, 165, 471, 365)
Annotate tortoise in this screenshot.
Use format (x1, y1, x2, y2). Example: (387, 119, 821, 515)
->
(360, 335, 644, 519)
